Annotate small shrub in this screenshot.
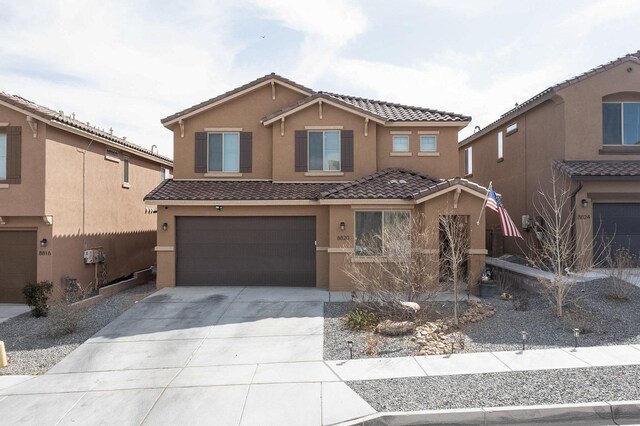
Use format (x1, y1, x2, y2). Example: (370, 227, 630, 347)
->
(363, 334, 383, 356)
(605, 248, 638, 301)
(47, 281, 89, 336)
(23, 281, 54, 317)
(564, 302, 598, 334)
(344, 308, 378, 330)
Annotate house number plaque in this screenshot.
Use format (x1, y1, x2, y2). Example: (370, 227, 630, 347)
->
(337, 235, 350, 241)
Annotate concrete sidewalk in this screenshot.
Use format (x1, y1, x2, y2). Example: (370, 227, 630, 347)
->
(0, 287, 639, 425)
(0, 303, 30, 324)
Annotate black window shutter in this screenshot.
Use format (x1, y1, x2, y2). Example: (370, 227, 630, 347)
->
(295, 130, 307, 172)
(341, 130, 354, 172)
(6, 126, 21, 184)
(194, 132, 207, 173)
(239, 132, 252, 173)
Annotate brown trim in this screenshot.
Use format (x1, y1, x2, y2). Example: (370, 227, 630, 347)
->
(239, 132, 252, 173)
(194, 132, 207, 173)
(5, 126, 21, 184)
(598, 145, 640, 155)
(295, 130, 307, 172)
(341, 130, 354, 172)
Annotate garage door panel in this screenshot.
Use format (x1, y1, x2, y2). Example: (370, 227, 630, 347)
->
(0, 231, 37, 303)
(176, 217, 316, 287)
(593, 203, 640, 264)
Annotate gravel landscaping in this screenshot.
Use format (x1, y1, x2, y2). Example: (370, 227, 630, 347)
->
(0, 282, 156, 375)
(348, 365, 640, 412)
(325, 277, 640, 359)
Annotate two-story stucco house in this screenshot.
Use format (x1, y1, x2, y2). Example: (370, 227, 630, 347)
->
(0, 93, 173, 302)
(458, 51, 640, 261)
(146, 74, 490, 291)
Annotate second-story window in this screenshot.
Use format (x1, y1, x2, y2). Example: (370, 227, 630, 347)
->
(603, 102, 640, 145)
(420, 135, 437, 152)
(497, 131, 503, 160)
(464, 147, 473, 176)
(308, 130, 340, 171)
(0, 131, 6, 180)
(392, 135, 409, 152)
(123, 158, 130, 185)
(208, 132, 239, 172)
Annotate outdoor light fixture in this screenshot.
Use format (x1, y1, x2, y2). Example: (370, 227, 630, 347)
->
(339, 222, 346, 231)
(40, 238, 48, 247)
(449, 334, 456, 355)
(347, 340, 354, 359)
(162, 223, 168, 231)
(573, 328, 580, 350)
(581, 199, 588, 208)
(521, 330, 528, 352)
(215, 205, 223, 211)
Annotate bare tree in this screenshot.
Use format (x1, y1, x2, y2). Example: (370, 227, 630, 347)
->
(344, 212, 441, 317)
(439, 214, 470, 326)
(526, 169, 598, 317)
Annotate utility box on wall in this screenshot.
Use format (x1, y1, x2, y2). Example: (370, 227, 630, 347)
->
(83, 249, 105, 264)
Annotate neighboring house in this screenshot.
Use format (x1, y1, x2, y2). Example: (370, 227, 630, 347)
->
(0, 93, 173, 303)
(458, 51, 640, 261)
(146, 74, 489, 291)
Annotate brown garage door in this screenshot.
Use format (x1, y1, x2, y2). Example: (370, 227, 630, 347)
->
(593, 203, 640, 264)
(0, 231, 37, 303)
(176, 216, 316, 287)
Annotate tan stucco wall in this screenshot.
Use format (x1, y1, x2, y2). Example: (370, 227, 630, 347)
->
(0, 104, 47, 215)
(271, 102, 378, 181)
(168, 83, 307, 180)
(377, 126, 462, 178)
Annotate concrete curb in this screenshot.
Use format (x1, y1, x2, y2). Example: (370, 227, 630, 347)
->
(71, 267, 153, 309)
(335, 400, 640, 425)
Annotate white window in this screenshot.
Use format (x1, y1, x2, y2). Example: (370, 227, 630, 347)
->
(464, 147, 473, 175)
(161, 167, 170, 181)
(506, 122, 518, 135)
(308, 130, 341, 171)
(603, 102, 640, 145)
(355, 210, 410, 256)
(497, 131, 503, 159)
(392, 135, 409, 152)
(123, 158, 130, 184)
(0, 131, 6, 180)
(105, 148, 119, 160)
(419, 135, 437, 152)
(208, 132, 239, 172)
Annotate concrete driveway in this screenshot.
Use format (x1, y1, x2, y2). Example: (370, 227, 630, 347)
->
(0, 287, 374, 426)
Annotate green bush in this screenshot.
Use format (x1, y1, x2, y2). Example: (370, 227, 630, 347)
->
(344, 308, 378, 330)
(22, 281, 54, 317)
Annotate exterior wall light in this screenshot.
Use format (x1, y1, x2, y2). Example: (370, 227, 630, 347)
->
(216, 206, 223, 211)
(339, 222, 346, 231)
(40, 238, 48, 247)
(162, 223, 168, 231)
(581, 199, 588, 208)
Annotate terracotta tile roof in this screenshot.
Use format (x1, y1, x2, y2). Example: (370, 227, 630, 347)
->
(554, 160, 640, 177)
(461, 50, 640, 147)
(0, 91, 172, 163)
(322, 92, 470, 122)
(145, 169, 489, 202)
(319, 169, 440, 200)
(161, 73, 315, 124)
(144, 179, 337, 201)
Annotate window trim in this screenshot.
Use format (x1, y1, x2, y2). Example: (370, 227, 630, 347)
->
(207, 131, 240, 173)
(464, 147, 473, 176)
(354, 210, 411, 257)
(307, 130, 341, 172)
(419, 135, 437, 153)
(497, 131, 504, 160)
(0, 130, 6, 181)
(392, 135, 410, 153)
(603, 101, 640, 146)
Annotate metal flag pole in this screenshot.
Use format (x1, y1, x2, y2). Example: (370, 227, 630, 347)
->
(476, 181, 492, 226)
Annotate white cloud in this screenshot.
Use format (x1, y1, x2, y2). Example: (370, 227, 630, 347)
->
(560, 0, 640, 37)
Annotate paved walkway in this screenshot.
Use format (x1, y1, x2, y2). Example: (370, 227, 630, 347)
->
(0, 303, 29, 324)
(0, 287, 639, 425)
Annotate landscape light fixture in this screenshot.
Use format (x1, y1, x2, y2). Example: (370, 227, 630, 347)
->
(347, 340, 354, 359)
(573, 328, 580, 350)
(581, 199, 588, 208)
(339, 222, 346, 231)
(162, 223, 168, 231)
(521, 330, 528, 352)
(449, 334, 456, 355)
(40, 238, 48, 247)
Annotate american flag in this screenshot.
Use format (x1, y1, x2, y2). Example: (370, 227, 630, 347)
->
(486, 189, 523, 239)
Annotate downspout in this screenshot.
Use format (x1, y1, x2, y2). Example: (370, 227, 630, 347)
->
(80, 139, 95, 249)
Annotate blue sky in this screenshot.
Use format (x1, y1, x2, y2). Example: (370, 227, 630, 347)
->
(0, 0, 638, 158)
